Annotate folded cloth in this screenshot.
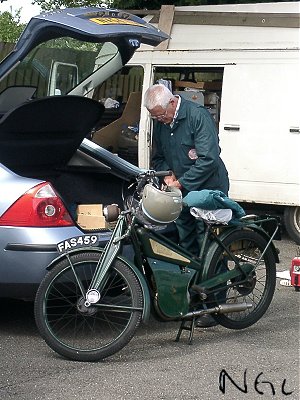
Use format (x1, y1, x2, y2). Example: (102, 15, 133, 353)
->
(183, 189, 245, 224)
(190, 208, 233, 224)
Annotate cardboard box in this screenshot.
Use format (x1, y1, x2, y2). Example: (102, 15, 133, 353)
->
(76, 204, 106, 229)
(77, 214, 106, 230)
(175, 80, 222, 91)
(77, 204, 103, 216)
(175, 80, 205, 90)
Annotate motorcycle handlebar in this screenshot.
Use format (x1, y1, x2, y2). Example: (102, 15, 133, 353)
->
(153, 170, 173, 177)
(135, 170, 172, 193)
(137, 170, 172, 179)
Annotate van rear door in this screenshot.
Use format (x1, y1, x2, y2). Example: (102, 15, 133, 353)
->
(219, 63, 300, 206)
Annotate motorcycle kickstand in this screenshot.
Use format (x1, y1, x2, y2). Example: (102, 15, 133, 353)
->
(175, 317, 196, 345)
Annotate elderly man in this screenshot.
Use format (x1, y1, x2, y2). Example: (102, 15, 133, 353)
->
(144, 83, 229, 327)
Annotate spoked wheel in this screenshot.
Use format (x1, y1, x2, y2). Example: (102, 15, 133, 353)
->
(206, 229, 276, 329)
(34, 251, 144, 361)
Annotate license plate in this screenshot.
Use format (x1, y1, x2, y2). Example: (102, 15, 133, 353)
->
(57, 235, 99, 253)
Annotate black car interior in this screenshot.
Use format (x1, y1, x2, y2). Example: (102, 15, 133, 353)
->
(0, 95, 104, 176)
(0, 86, 37, 117)
(0, 94, 128, 209)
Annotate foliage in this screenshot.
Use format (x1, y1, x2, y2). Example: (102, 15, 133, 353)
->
(32, 0, 295, 11)
(114, 0, 298, 8)
(43, 37, 100, 52)
(0, 10, 25, 42)
(32, 0, 109, 12)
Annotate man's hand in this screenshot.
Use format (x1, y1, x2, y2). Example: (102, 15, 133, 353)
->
(162, 173, 182, 190)
(168, 180, 183, 190)
(164, 173, 176, 186)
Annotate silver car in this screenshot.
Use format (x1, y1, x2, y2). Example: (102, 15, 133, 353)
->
(0, 6, 167, 300)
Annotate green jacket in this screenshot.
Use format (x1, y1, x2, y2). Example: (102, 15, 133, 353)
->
(152, 97, 229, 195)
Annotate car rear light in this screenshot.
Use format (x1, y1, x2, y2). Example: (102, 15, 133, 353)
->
(0, 182, 74, 227)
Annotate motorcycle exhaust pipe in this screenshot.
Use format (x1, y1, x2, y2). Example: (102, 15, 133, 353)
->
(217, 303, 253, 314)
(182, 302, 253, 320)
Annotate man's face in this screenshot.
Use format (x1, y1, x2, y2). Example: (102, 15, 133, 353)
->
(149, 99, 176, 125)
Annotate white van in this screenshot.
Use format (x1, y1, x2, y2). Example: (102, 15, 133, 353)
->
(92, 2, 300, 243)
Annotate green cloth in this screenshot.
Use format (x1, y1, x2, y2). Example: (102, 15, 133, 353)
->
(183, 189, 246, 222)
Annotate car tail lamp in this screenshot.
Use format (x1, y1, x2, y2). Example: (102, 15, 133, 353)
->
(0, 182, 74, 227)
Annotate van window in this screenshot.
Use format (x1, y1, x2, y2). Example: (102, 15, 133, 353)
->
(91, 66, 144, 166)
(48, 62, 79, 96)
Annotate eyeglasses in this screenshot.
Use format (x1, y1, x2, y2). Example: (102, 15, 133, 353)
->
(150, 103, 169, 120)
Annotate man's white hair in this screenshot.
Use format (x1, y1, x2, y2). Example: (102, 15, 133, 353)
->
(144, 84, 174, 110)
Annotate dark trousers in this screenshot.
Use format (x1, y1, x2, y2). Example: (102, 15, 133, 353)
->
(175, 206, 205, 256)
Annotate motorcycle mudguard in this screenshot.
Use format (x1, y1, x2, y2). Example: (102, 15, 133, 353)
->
(46, 247, 151, 323)
(201, 225, 279, 281)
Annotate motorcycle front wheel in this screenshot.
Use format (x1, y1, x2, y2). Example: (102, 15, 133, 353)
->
(34, 251, 144, 362)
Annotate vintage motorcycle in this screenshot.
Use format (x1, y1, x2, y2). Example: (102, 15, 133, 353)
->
(34, 170, 280, 362)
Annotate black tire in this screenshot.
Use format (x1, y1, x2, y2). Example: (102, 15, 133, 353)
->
(283, 206, 300, 244)
(34, 251, 144, 361)
(206, 229, 276, 330)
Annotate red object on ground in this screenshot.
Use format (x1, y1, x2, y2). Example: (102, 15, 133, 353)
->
(290, 257, 300, 291)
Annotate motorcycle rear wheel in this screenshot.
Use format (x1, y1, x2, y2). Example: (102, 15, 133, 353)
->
(34, 251, 144, 361)
(206, 229, 276, 329)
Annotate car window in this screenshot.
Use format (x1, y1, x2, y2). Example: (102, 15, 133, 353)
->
(0, 37, 119, 99)
(91, 65, 144, 166)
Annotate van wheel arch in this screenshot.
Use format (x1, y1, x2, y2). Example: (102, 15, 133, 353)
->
(283, 206, 300, 244)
